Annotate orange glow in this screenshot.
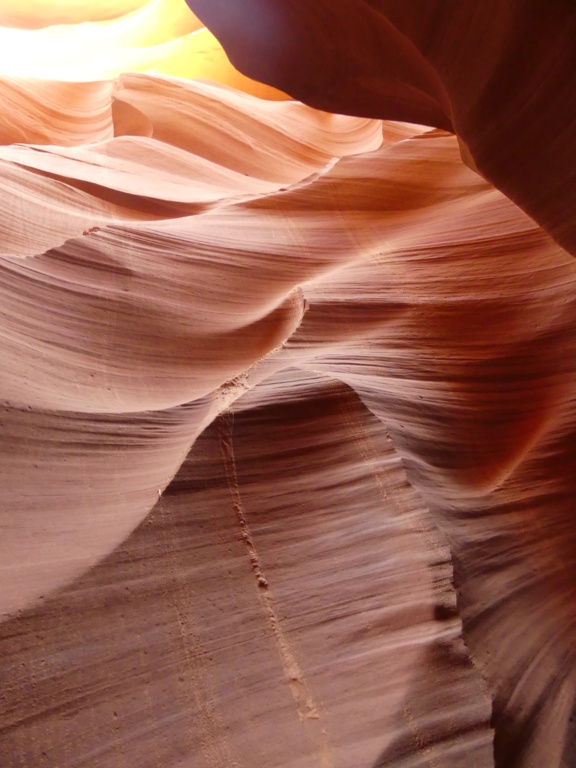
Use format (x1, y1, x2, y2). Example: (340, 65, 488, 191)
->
(0, 0, 286, 98)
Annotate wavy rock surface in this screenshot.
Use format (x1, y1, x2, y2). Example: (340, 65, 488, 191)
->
(1, 3, 576, 768)
(187, 0, 576, 259)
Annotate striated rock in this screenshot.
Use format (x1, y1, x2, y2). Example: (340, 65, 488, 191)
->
(187, 0, 576, 258)
(1, 3, 576, 768)
(0, 78, 114, 145)
(0, 382, 494, 767)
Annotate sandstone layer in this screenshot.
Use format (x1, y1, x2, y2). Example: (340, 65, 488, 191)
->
(1, 3, 576, 767)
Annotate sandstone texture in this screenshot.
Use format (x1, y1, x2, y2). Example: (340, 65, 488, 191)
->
(1, 3, 575, 767)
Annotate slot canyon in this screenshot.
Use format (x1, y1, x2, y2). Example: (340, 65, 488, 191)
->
(1, 2, 575, 766)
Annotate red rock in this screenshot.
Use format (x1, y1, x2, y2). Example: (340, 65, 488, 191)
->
(1, 3, 576, 767)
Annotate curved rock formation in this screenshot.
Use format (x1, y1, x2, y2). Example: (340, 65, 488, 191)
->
(186, 0, 576, 258)
(1, 3, 576, 768)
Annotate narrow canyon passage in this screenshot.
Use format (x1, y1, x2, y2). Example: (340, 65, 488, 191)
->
(1, 3, 576, 767)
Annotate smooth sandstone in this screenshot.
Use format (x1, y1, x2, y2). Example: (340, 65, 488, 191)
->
(1, 3, 576, 768)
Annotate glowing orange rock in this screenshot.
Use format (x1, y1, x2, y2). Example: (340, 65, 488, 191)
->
(1, 3, 575, 768)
